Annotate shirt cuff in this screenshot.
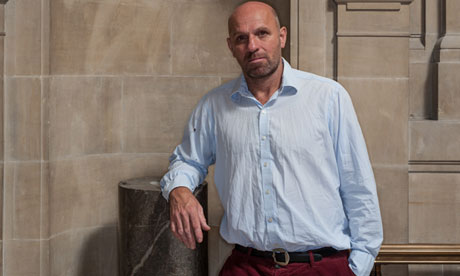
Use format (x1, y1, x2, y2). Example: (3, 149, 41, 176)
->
(161, 174, 194, 201)
(348, 249, 376, 276)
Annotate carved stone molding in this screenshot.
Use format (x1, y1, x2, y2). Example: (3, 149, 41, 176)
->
(345, 2, 402, 11)
(335, 0, 413, 39)
(335, 0, 413, 3)
(437, 0, 460, 58)
(373, 244, 460, 276)
(435, 0, 460, 120)
(0, 0, 6, 36)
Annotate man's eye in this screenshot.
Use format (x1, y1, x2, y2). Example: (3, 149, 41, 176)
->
(258, 31, 268, 37)
(236, 36, 247, 42)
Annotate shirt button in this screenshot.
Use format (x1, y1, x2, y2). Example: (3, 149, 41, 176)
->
(261, 110, 266, 114)
(262, 136, 266, 141)
(268, 218, 273, 223)
(263, 162, 268, 167)
(265, 190, 270, 194)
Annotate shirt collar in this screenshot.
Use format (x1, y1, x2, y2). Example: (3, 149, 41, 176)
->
(230, 58, 300, 102)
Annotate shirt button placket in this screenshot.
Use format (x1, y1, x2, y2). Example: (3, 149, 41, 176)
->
(259, 108, 275, 241)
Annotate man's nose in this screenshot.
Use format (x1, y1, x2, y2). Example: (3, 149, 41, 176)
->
(247, 35, 259, 52)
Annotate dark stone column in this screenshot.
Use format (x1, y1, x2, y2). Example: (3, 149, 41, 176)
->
(119, 177, 208, 276)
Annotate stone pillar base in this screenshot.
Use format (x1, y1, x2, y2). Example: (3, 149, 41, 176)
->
(119, 177, 208, 276)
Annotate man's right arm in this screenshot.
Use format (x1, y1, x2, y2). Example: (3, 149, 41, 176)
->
(160, 96, 215, 249)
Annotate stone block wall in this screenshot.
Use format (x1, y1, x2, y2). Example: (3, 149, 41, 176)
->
(1, 0, 289, 275)
(1, 0, 459, 276)
(3, 0, 48, 275)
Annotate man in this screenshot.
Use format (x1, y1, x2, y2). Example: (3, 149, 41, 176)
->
(161, 1, 383, 275)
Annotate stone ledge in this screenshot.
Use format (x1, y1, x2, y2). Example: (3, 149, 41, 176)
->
(335, 0, 412, 3)
(337, 32, 410, 37)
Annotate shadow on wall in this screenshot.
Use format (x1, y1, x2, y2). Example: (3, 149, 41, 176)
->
(75, 225, 118, 276)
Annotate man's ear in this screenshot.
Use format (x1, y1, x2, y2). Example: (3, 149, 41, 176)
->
(279, 26, 287, 49)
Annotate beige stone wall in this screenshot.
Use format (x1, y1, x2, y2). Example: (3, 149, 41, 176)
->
(1, 0, 289, 275)
(1, 0, 460, 276)
(3, 0, 48, 275)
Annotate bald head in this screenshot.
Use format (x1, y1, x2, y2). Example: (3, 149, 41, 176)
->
(228, 1, 280, 36)
(226, 1, 287, 80)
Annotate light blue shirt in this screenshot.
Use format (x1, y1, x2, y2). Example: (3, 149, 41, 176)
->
(161, 60, 383, 276)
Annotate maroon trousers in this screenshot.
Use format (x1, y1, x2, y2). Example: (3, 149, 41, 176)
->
(219, 248, 356, 276)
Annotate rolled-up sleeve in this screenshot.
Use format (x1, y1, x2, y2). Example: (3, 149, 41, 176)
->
(328, 86, 384, 276)
(160, 96, 216, 201)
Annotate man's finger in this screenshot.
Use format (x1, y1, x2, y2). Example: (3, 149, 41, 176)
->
(199, 209, 211, 231)
(181, 211, 196, 249)
(173, 212, 190, 246)
(191, 211, 204, 243)
(172, 229, 184, 243)
(170, 220, 176, 233)
(174, 212, 184, 236)
(170, 221, 182, 241)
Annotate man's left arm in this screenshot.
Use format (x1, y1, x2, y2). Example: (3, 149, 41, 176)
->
(329, 86, 384, 276)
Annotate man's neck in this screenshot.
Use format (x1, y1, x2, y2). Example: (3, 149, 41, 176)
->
(245, 61, 284, 105)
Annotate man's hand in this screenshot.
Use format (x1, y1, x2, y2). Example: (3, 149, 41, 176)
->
(169, 187, 211, 249)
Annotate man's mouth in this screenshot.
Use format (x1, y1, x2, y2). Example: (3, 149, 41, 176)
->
(248, 57, 265, 63)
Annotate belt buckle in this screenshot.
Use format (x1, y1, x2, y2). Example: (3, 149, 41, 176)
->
(272, 248, 289, 266)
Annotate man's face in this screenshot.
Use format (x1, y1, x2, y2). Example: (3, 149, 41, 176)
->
(227, 5, 287, 80)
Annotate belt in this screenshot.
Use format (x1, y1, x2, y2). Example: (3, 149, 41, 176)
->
(235, 244, 339, 266)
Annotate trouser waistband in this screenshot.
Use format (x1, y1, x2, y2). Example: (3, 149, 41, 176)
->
(235, 244, 340, 264)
